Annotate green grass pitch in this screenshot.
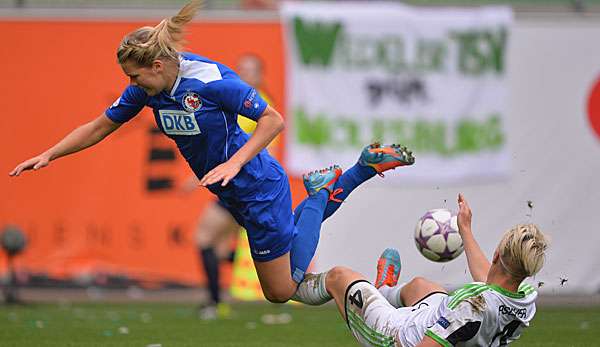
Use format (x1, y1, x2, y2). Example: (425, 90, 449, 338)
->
(0, 302, 598, 346)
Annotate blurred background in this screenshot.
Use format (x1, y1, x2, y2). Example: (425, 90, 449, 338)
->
(1, 0, 600, 346)
(1, 0, 600, 10)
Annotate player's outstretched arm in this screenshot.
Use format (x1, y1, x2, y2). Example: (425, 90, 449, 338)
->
(457, 193, 491, 282)
(199, 105, 284, 187)
(9, 113, 121, 177)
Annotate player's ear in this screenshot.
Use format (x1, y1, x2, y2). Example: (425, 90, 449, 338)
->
(492, 249, 500, 264)
(152, 59, 164, 73)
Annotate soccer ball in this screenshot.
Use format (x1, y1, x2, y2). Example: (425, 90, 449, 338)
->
(414, 209, 464, 262)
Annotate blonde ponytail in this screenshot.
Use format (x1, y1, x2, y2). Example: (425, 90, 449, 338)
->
(117, 0, 202, 66)
(498, 224, 548, 279)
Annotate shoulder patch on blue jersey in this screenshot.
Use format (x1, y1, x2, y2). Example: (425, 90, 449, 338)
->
(158, 110, 201, 136)
(180, 59, 222, 83)
(243, 89, 261, 110)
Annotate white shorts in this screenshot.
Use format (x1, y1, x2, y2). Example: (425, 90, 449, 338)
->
(344, 280, 447, 347)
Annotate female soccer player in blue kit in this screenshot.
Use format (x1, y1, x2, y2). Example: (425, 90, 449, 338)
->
(9, 0, 414, 304)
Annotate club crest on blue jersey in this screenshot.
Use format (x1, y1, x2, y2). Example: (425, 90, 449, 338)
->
(182, 91, 202, 112)
(158, 110, 201, 136)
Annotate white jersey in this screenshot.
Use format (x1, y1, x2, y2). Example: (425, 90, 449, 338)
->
(344, 280, 537, 347)
(401, 282, 537, 347)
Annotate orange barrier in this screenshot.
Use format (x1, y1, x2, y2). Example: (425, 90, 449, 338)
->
(0, 19, 305, 286)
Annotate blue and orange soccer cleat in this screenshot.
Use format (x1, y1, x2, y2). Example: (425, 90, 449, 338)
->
(359, 142, 415, 176)
(303, 165, 342, 196)
(375, 248, 401, 289)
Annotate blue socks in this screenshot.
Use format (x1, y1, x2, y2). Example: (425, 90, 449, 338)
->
(289, 163, 376, 283)
(293, 163, 376, 224)
(289, 190, 329, 283)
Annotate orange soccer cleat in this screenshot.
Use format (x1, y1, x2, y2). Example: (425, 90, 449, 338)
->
(375, 248, 401, 289)
(359, 143, 415, 176)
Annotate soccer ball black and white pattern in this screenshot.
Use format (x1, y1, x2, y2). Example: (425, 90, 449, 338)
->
(414, 209, 464, 262)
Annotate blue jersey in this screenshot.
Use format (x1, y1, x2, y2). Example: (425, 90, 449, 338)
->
(106, 52, 280, 200)
(106, 53, 294, 261)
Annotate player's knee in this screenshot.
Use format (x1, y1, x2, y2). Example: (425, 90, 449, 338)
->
(409, 276, 431, 287)
(264, 295, 288, 304)
(326, 266, 357, 296)
(407, 277, 433, 290)
(262, 287, 294, 303)
(408, 276, 445, 293)
(326, 266, 352, 284)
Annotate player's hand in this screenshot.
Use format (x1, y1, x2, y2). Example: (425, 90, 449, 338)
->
(199, 160, 242, 187)
(9, 154, 51, 177)
(457, 193, 472, 235)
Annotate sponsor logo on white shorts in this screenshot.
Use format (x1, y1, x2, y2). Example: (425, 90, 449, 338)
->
(158, 110, 201, 136)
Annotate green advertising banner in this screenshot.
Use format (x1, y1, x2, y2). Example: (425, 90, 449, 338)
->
(281, 2, 513, 183)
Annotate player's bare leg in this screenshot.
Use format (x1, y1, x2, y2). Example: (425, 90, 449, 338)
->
(326, 266, 407, 347)
(400, 277, 447, 306)
(253, 253, 297, 303)
(325, 266, 366, 318)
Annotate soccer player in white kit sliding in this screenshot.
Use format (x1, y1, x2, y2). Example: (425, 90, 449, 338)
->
(293, 194, 548, 346)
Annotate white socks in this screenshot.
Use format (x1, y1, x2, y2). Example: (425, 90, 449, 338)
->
(290, 273, 406, 308)
(377, 282, 406, 308)
(291, 272, 332, 305)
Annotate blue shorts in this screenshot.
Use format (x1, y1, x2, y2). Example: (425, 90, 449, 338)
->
(214, 161, 296, 262)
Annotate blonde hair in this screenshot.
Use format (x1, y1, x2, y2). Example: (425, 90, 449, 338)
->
(498, 224, 548, 279)
(117, 0, 202, 67)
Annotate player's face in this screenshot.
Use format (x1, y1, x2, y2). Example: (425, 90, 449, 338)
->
(120, 60, 166, 96)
